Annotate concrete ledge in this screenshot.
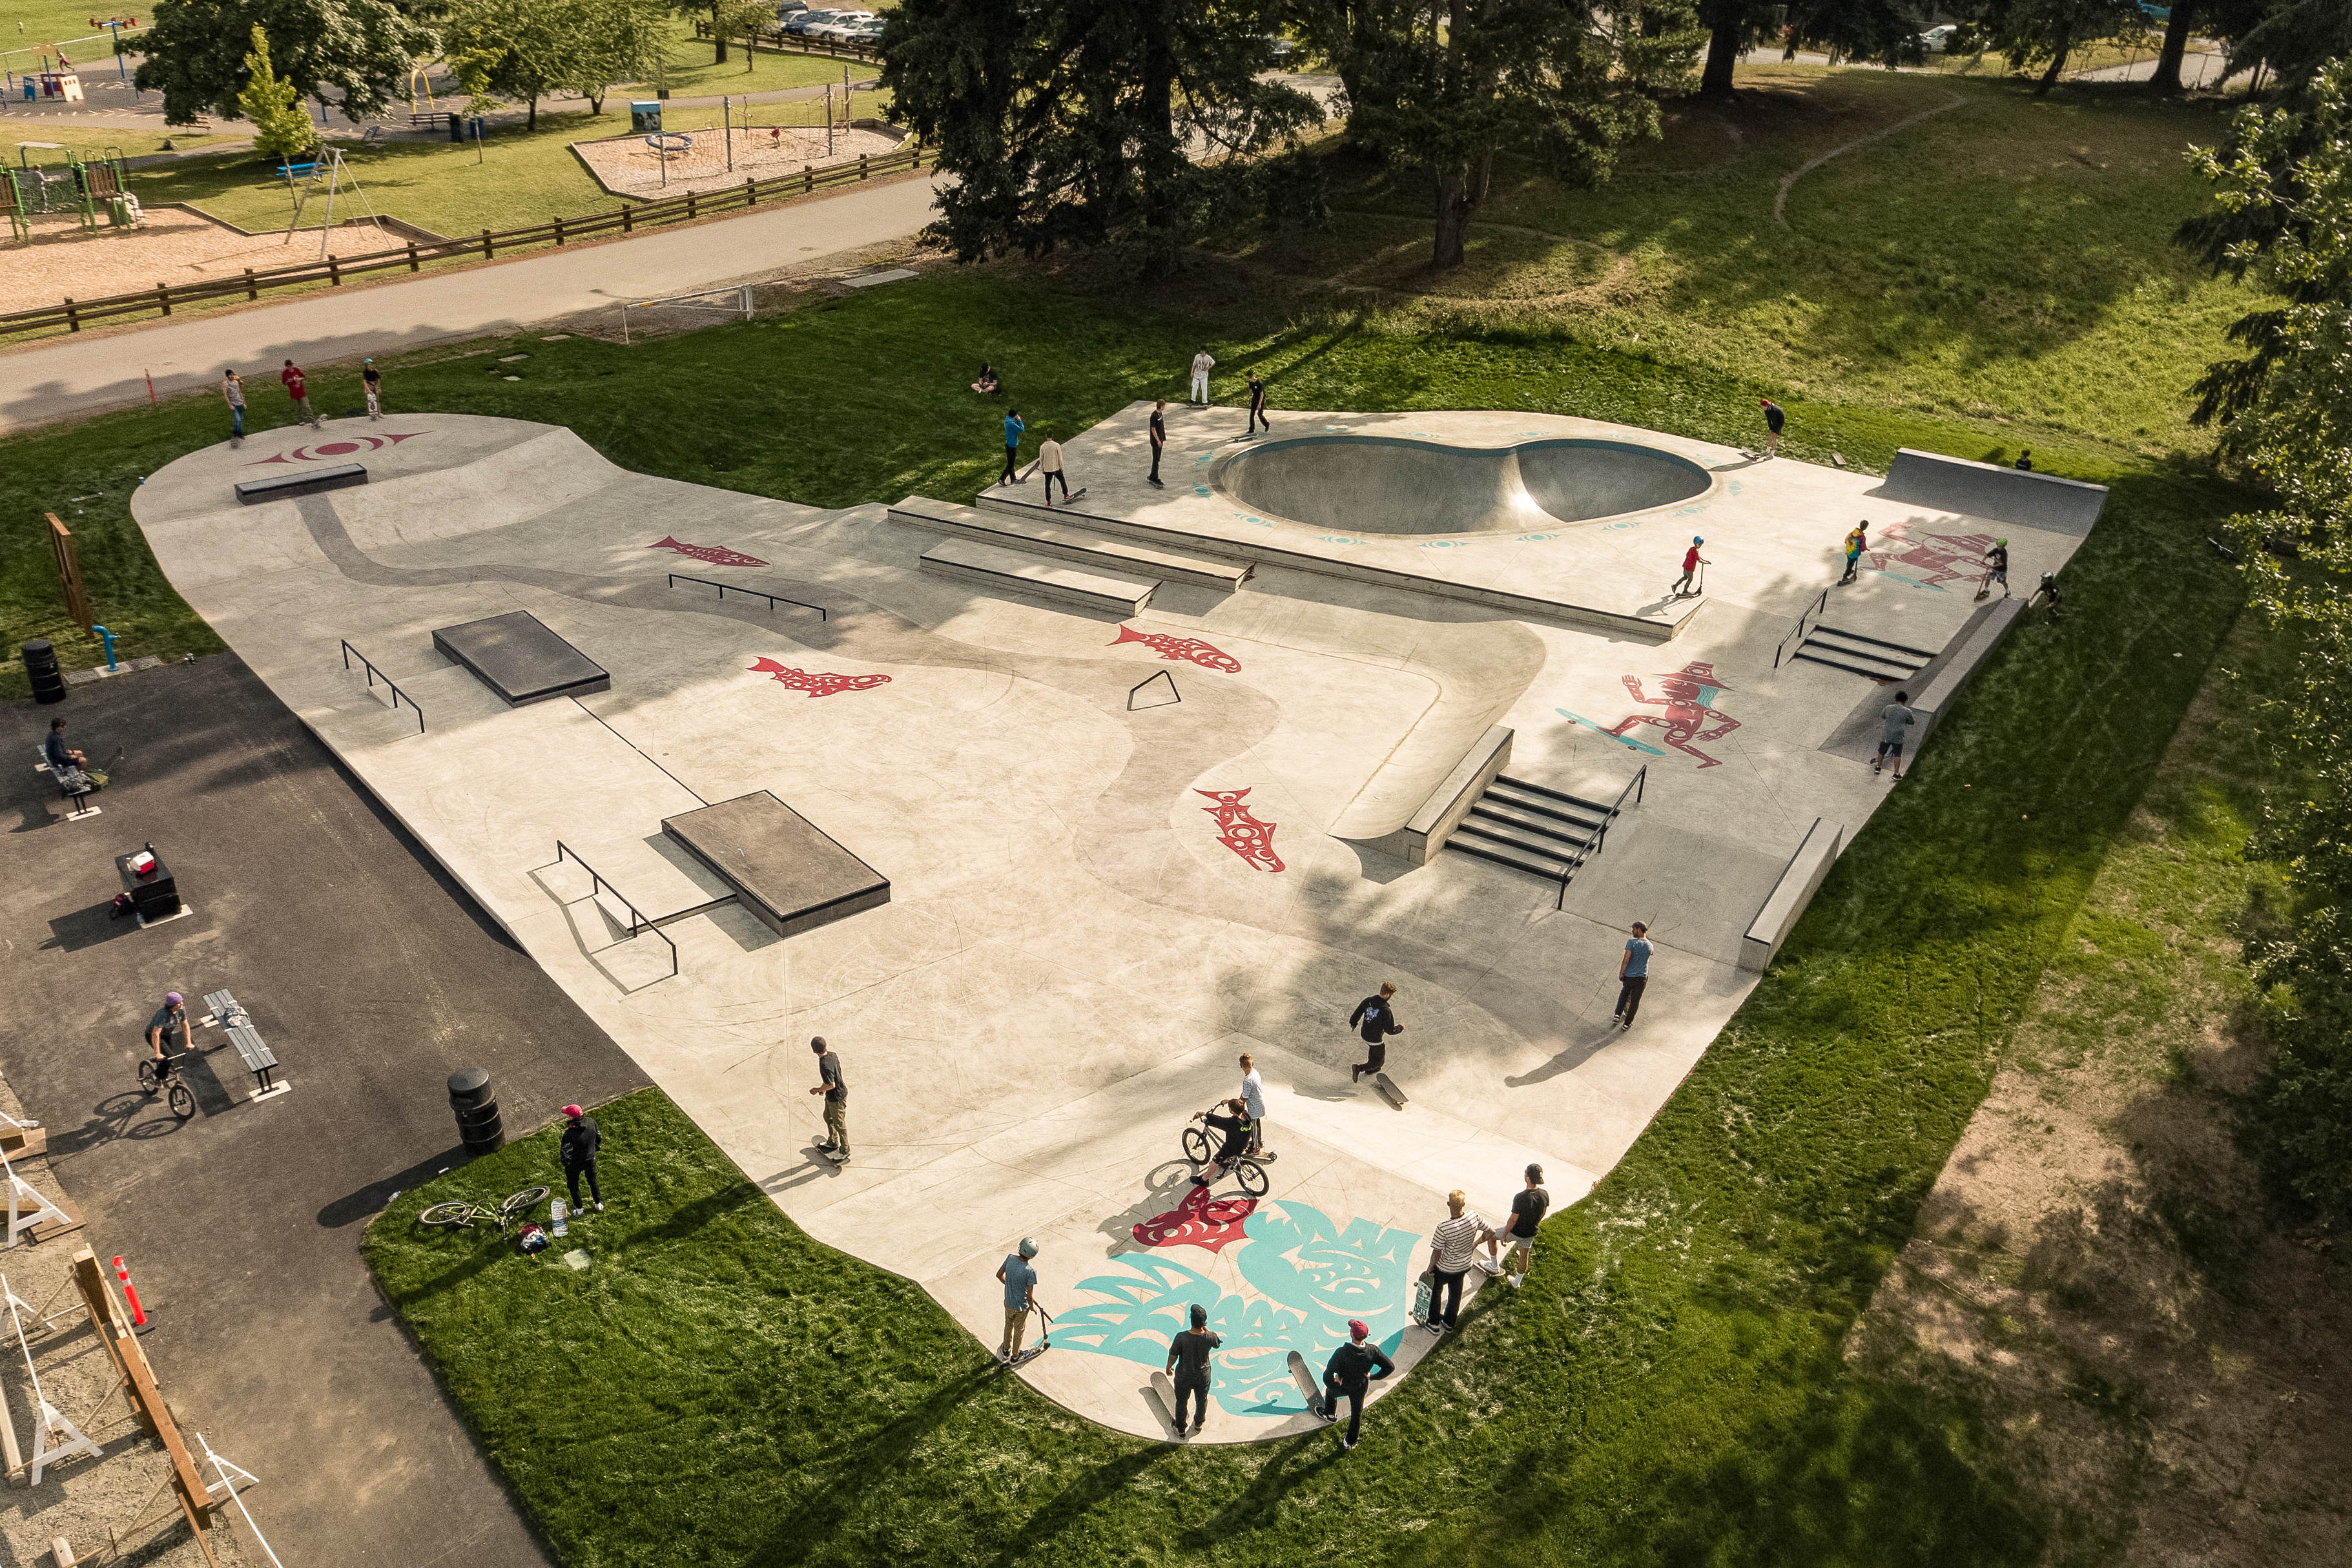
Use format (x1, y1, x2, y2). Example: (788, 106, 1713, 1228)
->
(663, 792, 889, 940)
(1351, 725, 1512, 867)
(891, 495, 1250, 593)
(235, 464, 366, 505)
(1877, 448, 2108, 535)
(431, 610, 610, 705)
(1914, 597, 2025, 748)
(919, 537, 1157, 616)
(1740, 817, 1842, 973)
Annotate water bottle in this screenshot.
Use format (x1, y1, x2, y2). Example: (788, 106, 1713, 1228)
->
(550, 1198, 568, 1237)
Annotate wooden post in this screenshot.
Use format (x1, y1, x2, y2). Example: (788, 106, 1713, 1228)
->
(803, 166, 812, 194)
(621, 205, 633, 234)
(154, 283, 169, 317)
(47, 515, 92, 630)
(243, 267, 256, 300)
(406, 242, 418, 273)
(858, 155, 868, 180)
(481, 228, 493, 259)
(65, 298, 78, 333)
(745, 175, 755, 205)
(0, 1341, 23, 1480)
(327, 254, 340, 285)
(72, 1252, 212, 1536)
(686, 190, 697, 218)
(553, 215, 564, 245)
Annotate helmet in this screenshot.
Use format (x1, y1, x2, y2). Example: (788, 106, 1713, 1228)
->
(1693, 536, 1703, 544)
(1017, 1237, 1038, 1259)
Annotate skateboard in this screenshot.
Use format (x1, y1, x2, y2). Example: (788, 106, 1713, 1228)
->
(1410, 1272, 1434, 1325)
(1286, 1350, 1329, 1421)
(1373, 1072, 1408, 1110)
(1050, 487, 1088, 507)
(1149, 1371, 1185, 1435)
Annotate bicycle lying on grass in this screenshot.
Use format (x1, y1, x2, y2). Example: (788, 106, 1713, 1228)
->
(136, 1052, 196, 1120)
(419, 1185, 551, 1234)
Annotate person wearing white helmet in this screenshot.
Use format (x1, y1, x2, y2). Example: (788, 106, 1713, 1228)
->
(996, 1237, 1041, 1365)
(145, 991, 188, 1068)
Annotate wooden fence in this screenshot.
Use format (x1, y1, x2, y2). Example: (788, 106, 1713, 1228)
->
(0, 142, 923, 337)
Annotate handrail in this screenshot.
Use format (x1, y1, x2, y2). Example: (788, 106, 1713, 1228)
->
(553, 841, 679, 978)
(340, 639, 424, 734)
(1772, 588, 1831, 669)
(1556, 765, 1645, 911)
(667, 573, 825, 619)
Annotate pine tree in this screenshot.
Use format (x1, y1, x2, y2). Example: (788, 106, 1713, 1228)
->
(237, 25, 314, 160)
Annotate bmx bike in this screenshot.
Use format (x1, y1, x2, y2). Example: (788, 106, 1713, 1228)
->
(1181, 1109, 1270, 1197)
(418, 1185, 551, 1234)
(136, 1052, 196, 1120)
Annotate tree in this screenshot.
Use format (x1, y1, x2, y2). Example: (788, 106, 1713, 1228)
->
(237, 24, 316, 156)
(559, 0, 669, 111)
(717, 0, 769, 68)
(1329, 0, 1698, 268)
(882, 0, 1319, 273)
(1980, 0, 2144, 94)
(443, 0, 579, 129)
(136, 0, 433, 125)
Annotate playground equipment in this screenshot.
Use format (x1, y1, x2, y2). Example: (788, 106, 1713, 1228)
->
(0, 167, 27, 244)
(645, 130, 692, 187)
(68, 147, 141, 232)
(282, 147, 378, 257)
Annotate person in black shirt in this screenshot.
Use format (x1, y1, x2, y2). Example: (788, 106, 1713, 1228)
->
(1980, 537, 2009, 600)
(1164, 1302, 1221, 1437)
(1244, 371, 1270, 437)
(559, 1104, 604, 1212)
(1348, 982, 1400, 1083)
(45, 718, 86, 773)
(1501, 1163, 1548, 1287)
(1321, 1318, 1394, 1451)
(1148, 398, 1167, 486)
(1191, 1099, 1254, 1187)
(1760, 397, 1784, 459)
(810, 1035, 849, 1165)
(2014, 449, 2034, 471)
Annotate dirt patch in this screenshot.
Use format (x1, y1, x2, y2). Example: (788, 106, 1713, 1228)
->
(1, 207, 404, 314)
(569, 123, 901, 201)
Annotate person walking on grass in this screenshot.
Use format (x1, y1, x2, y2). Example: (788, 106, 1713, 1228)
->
(1321, 1318, 1394, 1452)
(1500, 1164, 1548, 1287)
(281, 358, 322, 429)
(1164, 1301, 1221, 1437)
(1979, 537, 2010, 601)
(222, 367, 245, 448)
(1038, 430, 1069, 504)
(362, 357, 382, 421)
(996, 1237, 1040, 1365)
(1190, 346, 1215, 406)
(559, 1103, 604, 1213)
(1348, 981, 1401, 1084)
(1760, 397, 1784, 459)
(1000, 409, 1026, 486)
(1614, 921, 1651, 1029)
(1423, 1190, 1498, 1337)
(1875, 690, 1915, 780)
(1839, 520, 1869, 585)
(1148, 398, 1167, 487)
(809, 1035, 849, 1165)
(1244, 371, 1269, 437)
(1239, 1051, 1270, 1159)
(1671, 537, 1707, 597)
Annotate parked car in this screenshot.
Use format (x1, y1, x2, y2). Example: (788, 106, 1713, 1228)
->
(776, 0, 807, 13)
(845, 16, 886, 39)
(784, 8, 837, 33)
(1917, 23, 1957, 48)
(1263, 33, 1294, 65)
(811, 11, 874, 39)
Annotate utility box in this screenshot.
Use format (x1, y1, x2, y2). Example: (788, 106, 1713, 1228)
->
(630, 100, 662, 134)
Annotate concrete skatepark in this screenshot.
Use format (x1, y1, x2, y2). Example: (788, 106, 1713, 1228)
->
(130, 403, 2097, 1442)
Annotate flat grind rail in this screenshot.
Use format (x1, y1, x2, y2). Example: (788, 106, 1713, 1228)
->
(666, 573, 825, 619)
(340, 639, 425, 733)
(553, 841, 679, 978)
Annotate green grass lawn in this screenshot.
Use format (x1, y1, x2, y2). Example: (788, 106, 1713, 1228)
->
(640, 14, 883, 98)
(0, 0, 136, 60)
(0, 119, 227, 160)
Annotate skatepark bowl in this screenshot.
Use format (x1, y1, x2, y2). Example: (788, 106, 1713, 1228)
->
(1215, 435, 1714, 535)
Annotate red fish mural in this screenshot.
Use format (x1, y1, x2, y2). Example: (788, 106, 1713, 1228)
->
(1198, 788, 1284, 872)
(1111, 625, 1241, 674)
(1605, 661, 1740, 770)
(651, 536, 769, 568)
(747, 657, 891, 697)
(1132, 1186, 1258, 1253)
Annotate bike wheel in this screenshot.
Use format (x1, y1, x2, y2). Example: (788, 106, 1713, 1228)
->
(418, 1202, 479, 1229)
(167, 1080, 196, 1120)
(1235, 1159, 1270, 1198)
(1182, 1126, 1212, 1165)
(500, 1185, 551, 1219)
(136, 1058, 161, 1094)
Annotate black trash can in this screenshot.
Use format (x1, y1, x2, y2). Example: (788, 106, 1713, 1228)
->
(23, 639, 65, 705)
(447, 111, 464, 142)
(448, 1067, 504, 1155)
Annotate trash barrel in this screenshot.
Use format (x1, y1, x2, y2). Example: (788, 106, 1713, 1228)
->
(23, 639, 65, 705)
(448, 1067, 504, 1155)
(447, 110, 464, 142)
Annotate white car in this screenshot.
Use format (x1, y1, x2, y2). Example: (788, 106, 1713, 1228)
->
(1917, 23, 1957, 50)
(812, 10, 874, 39)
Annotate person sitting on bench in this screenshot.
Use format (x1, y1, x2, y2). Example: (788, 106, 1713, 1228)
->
(971, 362, 1000, 395)
(45, 718, 86, 772)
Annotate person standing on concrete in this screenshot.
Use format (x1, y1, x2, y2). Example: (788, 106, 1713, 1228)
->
(1424, 1190, 1498, 1336)
(144, 991, 188, 1068)
(809, 1035, 849, 1164)
(559, 1103, 604, 1212)
(1875, 690, 1915, 780)
(281, 358, 323, 429)
(1979, 537, 2010, 601)
(222, 368, 246, 448)
(1000, 409, 1026, 486)
(1239, 1051, 1270, 1158)
(1164, 1301, 1221, 1437)
(1038, 430, 1069, 504)
(1348, 982, 1401, 1083)
(1500, 1164, 1548, 1287)
(996, 1237, 1040, 1365)
(362, 357, 382, 421)
(1190, 346, 1215, 406)
(1614, 921, 1651, 1028)
(1671, 537, 1707, 597)
(1760, 398, 1784, 459)
(1244, 371, 1269, 437)
(1148, 399, 1167, 486)
(1839, 521, 1869, 584)
(1320, 1318, 1394, 1451)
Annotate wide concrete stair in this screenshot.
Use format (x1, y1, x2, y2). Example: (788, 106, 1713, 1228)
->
(890, 495, 1252, 593)
(1444, 774, 1614, 884)
(917, 537, 1157, 616)
(1790, 624, 1935, 684)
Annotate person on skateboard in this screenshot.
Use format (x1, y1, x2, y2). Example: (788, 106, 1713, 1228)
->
(996, 1237, 1040, 1366)
(1321, 1319, 1394, 1452)
(1348, 982, 1401, 1084)
(1164, 1302, 1221, 1438)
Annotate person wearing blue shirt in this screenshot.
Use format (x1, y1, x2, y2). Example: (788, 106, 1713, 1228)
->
(1614, 921, 1652, 1029)
(996, 1237, 1040, 1365)
(44, 718, 84, 773)
(1000, 410, 1026, 486)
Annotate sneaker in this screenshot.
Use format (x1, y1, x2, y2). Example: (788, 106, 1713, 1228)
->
(1427, 1321, 1445, 1336)
(1340, 1438, 1356, 1452)
(593, 1202, 605, 1213)
(1350, 1066, 1362, 1083)
(814, 1140, 835, 1151)
(1509, 1274, 1525, 1288)
(1476, 1257, 1503, 1275)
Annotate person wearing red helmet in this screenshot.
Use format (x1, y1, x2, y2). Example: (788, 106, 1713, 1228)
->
(1320, 1318, 1394, 1451)
(559, 1104, 603, 1213)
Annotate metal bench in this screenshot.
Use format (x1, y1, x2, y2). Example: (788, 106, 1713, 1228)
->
(201, 989, 290, 1101)
(33, 744, 100, 821)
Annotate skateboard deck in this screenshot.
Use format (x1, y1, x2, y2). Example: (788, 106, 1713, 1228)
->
(1411, 1274, 1434, 1325)
(1374, 1071, 1408, 1109)
(1286, 1350, 1328, 1421)
(1149, 1372, 1184, 1435)
(1051, 487, 1088, 506)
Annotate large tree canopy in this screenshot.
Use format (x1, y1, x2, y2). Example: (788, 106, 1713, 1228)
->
(882, 0, 1319, 273)
(136, 0, 433, 123)
(1692, 0, 1920, 98)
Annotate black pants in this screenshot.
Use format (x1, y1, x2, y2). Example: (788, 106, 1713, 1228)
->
(1614, 975, 1646, 1024)
(564, 1159, 601, 1208)
(1329, 1385, 1364, 1443)
(1001, 444, 1019, 484)
(1044, 470, 1068, 502)
(1175, 1377, 1208, 1430)
(1354, 1039, 1386, 1077)
(1434, 1266, 1467, 1328)
(1149, 444, 1162, 481)
(1248, 402, 1268, 433)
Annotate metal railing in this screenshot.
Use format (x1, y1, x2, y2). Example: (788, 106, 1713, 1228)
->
(340, 639, 424, 733)
(666, 573, 825, 619)
(553, 841, 678, 978)
(1773, 588, 1831, 668)
(1556, 765, 1646, 910)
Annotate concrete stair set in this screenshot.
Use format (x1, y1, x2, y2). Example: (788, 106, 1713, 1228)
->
(892, 495, 1253, 614)
(1788, 623, 1935, 683)
(1443, 774, 1617, 885)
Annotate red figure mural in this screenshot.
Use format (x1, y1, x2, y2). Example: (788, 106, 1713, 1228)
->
(246, 432, 426, 464)
(1866, 523, 1997, 592)
(1197, 788, 1284, 872)
(1132, 1186, 1259, 1253)
(1111, 625, 1242, 674)
(747, 657, 891, 697)
(650, 536, 769, 568)
(1605, 661, 1740, 770)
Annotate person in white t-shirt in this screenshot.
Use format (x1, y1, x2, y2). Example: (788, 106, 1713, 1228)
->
(1239, 1052, 1269, 1159)
(1424, 1190, 1497, 1336)
(1190, 347, 1215, 406)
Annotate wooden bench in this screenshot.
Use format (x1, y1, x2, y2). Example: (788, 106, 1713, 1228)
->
(33, 743, 101, 821)
(201, 989, 289, 1101)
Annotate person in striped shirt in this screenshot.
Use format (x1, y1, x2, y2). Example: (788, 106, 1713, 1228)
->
(1423, 1190, 1498, 1336)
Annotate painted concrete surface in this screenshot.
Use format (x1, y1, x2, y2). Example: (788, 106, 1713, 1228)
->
(131, 407, 2090, 1442)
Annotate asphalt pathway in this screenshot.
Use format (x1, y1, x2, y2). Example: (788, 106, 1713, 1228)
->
(0, 655, 650, 1567)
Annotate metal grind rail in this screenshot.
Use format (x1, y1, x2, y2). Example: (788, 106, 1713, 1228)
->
(552, 841, 679, 978)
(667, 573, 826, 618)
(339, 639, 425, 733)
(1556, 764, 1646, 910)
(1772, 588, 1831, 669)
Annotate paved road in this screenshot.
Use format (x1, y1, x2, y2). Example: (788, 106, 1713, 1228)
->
(0, 169, 945, 430)
(0, 654, 651, 1568)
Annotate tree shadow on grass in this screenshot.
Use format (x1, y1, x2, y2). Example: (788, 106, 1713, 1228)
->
(991, 1445, 1171, 1568)
(1176, 1432, 1346, 1549)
